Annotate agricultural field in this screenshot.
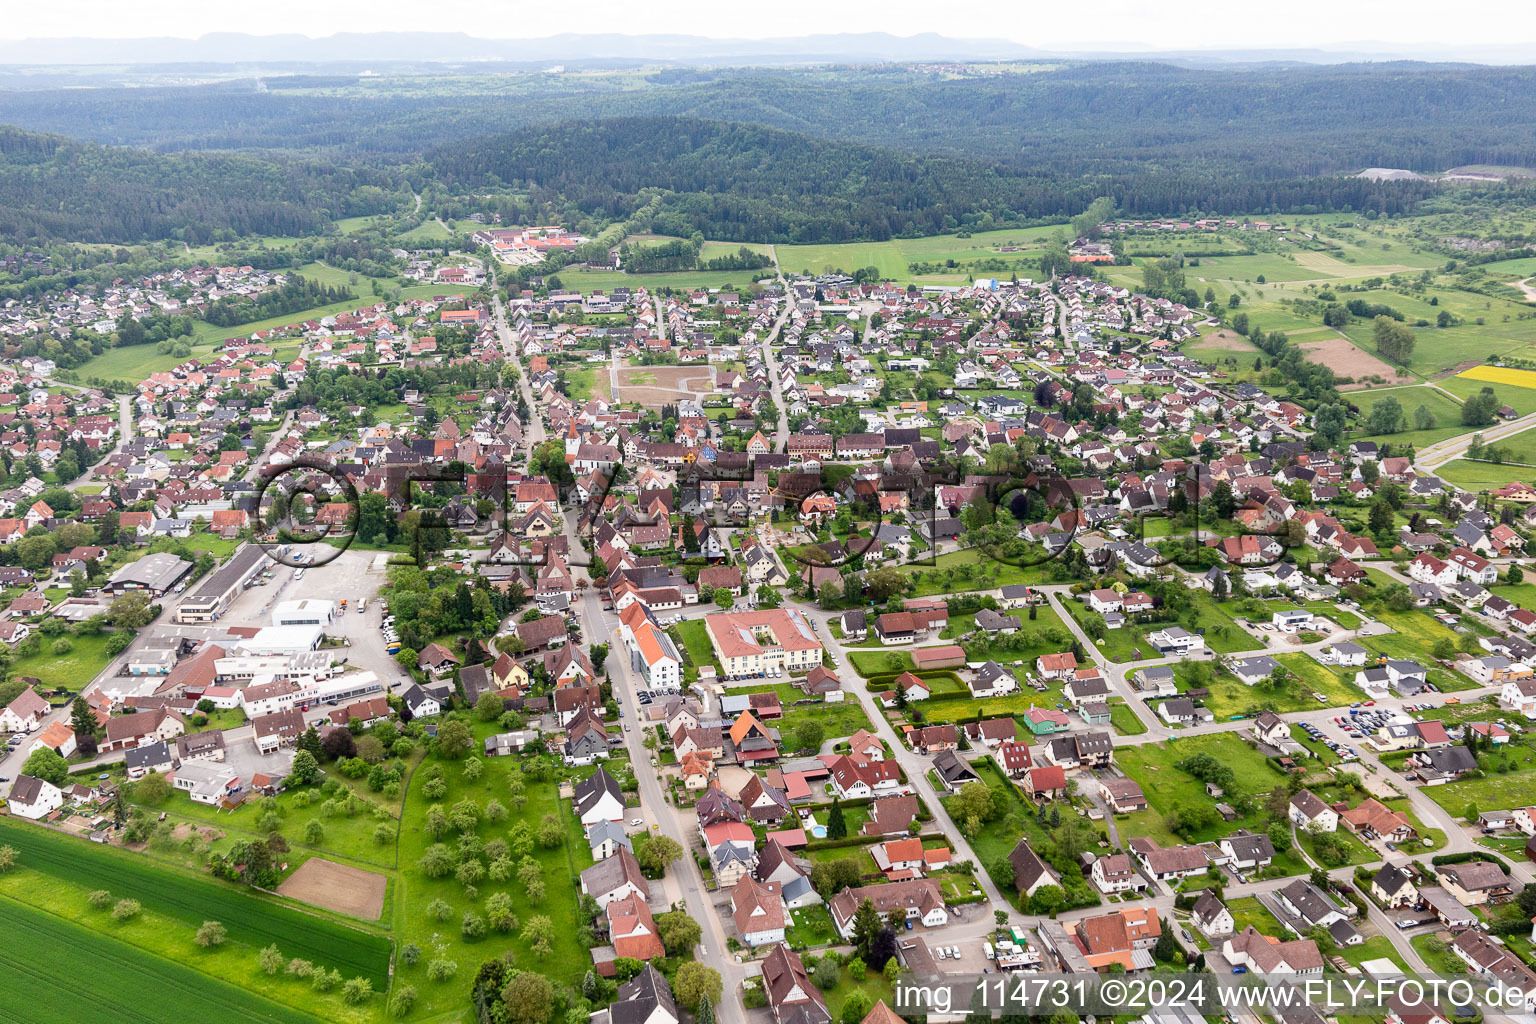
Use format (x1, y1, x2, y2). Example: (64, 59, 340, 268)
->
(0, 894, 335, 1024)
(0, 818, 392, 985)
(556, 267, 772, 292)
(776, 225, 1067, 282)
(1347, 385, 1467, 448)
(1433, 459, 1534, 491)
(1440, 372, 1536, 416)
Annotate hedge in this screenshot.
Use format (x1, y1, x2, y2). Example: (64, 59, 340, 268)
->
(863, 670, 963, 693)
(1432, 851, 1512, 874)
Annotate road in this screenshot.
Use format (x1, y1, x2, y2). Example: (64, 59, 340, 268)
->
(582, 586, 753, 1022)
(759, 245, 794, 452)
(489, 269, 546, 450)
(1415, 406, 1536, 469)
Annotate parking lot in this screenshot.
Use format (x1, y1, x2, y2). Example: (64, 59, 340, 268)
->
(219, 547, 403, 691)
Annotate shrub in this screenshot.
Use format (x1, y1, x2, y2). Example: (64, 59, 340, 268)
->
(342, 977, 374, 1005)
(111, 898, 142, 922)
(88, 889, 112, 909)
(426, 957, 458, 982)
(195, 920, 227, 948)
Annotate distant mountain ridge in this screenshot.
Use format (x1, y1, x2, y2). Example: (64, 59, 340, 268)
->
(1, 31, 1534, 67)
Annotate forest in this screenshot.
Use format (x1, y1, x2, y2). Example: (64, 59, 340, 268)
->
(201, 275, 353, 327)
(0, 125, 405, 244)
(0, 60, 1535, 244)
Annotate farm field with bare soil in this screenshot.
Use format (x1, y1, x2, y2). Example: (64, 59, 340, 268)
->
(1298, 335, 1415, 387)
(616, 364, 714, 405)
(275, 858, 388, 921)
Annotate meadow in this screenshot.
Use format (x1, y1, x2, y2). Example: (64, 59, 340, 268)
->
(0, 818, 392, 985)
(1433, 459, 1534, 491)
(1114, 733, 1286, 846)
(8, 632, 113, 691)
(1347, 385, 1468, 449)
(0, 894, 333, 1024)
(775, 225, 1067, 282)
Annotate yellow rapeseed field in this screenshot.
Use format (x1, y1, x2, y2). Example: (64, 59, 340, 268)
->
(1456, 365, 1536, 390)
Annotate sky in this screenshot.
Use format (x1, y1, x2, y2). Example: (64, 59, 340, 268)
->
(3, 0, 1535, 57)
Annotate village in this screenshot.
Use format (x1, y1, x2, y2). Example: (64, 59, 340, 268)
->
(1, 237, 1536, 1024)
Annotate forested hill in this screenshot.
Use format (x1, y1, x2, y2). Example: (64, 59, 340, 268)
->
(429, 116, 1435, 243)
(0, 126, 404, 244)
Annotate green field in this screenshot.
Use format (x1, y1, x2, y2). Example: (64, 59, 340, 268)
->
(556, 267, 773, 292)
(1433, 459, 1535, 491)
(0, 818, 391, 985)
(0, 894, 331, 1024)
(394, 742, 592, 1011)
(1114, 733, 1286, 846)
(1440, 373, 1536, 417)
(1349, 385, 1468, 449)
(9, 633, 113, 691)
(776, 225, 1068, 282)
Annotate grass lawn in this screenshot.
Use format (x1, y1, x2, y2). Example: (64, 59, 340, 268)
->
(0, 888, 345, 1024)
(737, 682, 873, 742)
(1427, 762, 1536, 821)
(1225, 896, 1285, 936)
(1347, 386, 1467, 450)
(10, 633, 113, 690)
(847, 649, 915, 676)
(1109, 700, 1148, 736)
(1170, 654, 1363, 721)
(892, 548, 1046, 597)
(783, 903, 837, 950)
(1433, 459, 1536, 492)
(1114, 733, 1287, 846)
(941, 759, 1050, 897)
(1063, 594, 1251, 664)
(670, 619, 719, 678)
(1338, 934, 1405, 970)
(1296, 825, 1379, 867)
(1410, 933, 1465, 975)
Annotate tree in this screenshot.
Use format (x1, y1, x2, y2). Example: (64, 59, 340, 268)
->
(1368, 501, 1395, 535)
(388, 985, 418, 1019)
(793, 720, 825, 754)
(1030, 885, 1065, 915)
(288, 750, 321, 786)
(712, 587, 735, 610)
(475, 691, 504, 721)
(343, 977, 374, 1005)
(195, 920, 227, 948)
(259, 945, 284, 975)
(814, 955, 841, 991)
(1267, 820, 1293, 854)
(673, 961, 722, 1012)
(657, 909, 703, 955)
(866, 566, 908, 603)
(1463, 386, 1500, 427)
(436, 719, 473, 759)
(1153, 927, 1181, 963)
(696, 996, 716, 1024)
(522, 914, 555, 959)
(635, 833, 683, 876)
(1372, 315, 1417, 364)
(948, 781, 996, 826)
(70, 696, 97, 740)
(841, 992, 873, 1024)
(21, 747, 68, 787)
(826, 797, 848, 840)
(1413, 404, 1437, 430)
(0, 846, 16, 873)
(503, 972, 554, 1024)
(1366, 396, 1406, 436)
(106, 591, 155, 629)
(134, 771, 170, 804)
(303, 819, 325, 845)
